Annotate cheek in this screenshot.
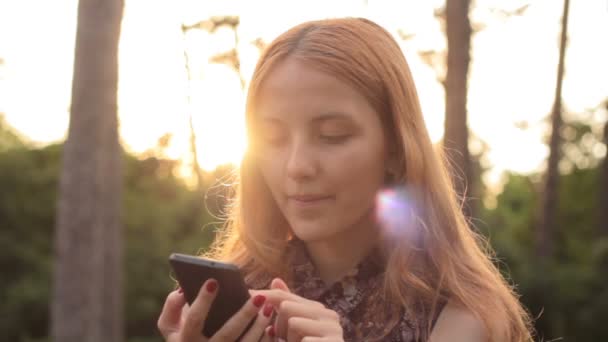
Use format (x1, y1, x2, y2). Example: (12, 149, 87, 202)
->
(324, 140, 386, 205)
(256, 154, 284, 197)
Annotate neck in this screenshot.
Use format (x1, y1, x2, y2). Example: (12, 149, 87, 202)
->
(304, 210, 380, 285)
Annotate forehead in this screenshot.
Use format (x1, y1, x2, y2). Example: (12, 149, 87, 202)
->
(254, 58, 377, 124)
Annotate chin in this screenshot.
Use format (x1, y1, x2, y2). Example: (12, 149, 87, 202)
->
(289, 219, 341, 243)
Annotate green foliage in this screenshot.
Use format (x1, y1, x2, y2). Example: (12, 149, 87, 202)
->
(0, 114, 26, 151)
(0, 140, 232, 341)
(0, 144, 60, 341)
(478, 121, 608, 340)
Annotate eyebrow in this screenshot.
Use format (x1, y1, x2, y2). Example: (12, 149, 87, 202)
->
(259, 111, 353, 123)
(312, 111, 353, 123)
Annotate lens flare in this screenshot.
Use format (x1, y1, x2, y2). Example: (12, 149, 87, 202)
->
(375, 186, 423, 242)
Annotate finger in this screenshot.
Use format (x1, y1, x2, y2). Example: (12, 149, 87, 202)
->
(251, 289, 322, 308)
(287, 322, 304, 342)
(280, 300, 337, 320)
(275, 300, 336, 339)
(270, 277, 291, 292)
(301, 337, 333, 342)
(275, 300, 308, 339)
(259, 325, 276, 342)
(157, 289, 187, 338)
(247, 290, 323, 339)
(211, 294, 267, 341)
(287, 317, 342, 339)
(179, 303, 192, 328)
(181, 279, 219, 341)
(246, 278, 290, 297)
(240, 303, 275, 342)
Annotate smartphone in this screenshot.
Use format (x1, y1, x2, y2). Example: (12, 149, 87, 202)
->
(169, 253, 251, 338)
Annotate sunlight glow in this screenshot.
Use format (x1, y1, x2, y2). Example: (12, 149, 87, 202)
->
(376, 186, 423, 244)
(0, 0, 606, 186)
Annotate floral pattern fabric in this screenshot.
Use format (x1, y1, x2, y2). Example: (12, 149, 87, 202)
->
(248, 239, 446, 341)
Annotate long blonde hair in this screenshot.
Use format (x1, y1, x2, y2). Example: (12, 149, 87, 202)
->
(207, 17, 533, 341)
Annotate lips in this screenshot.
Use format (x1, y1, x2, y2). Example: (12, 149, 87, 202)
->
(287, 195, 333, 209)
(288, 194, 332, 202)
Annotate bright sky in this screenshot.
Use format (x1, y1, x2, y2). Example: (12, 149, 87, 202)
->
(0, 0, 607, 191)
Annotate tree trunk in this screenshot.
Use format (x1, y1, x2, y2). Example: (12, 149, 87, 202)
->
(51, 0, 124, 341)
(189, 113, 204, 190)
(537, 0, 570, 259)
(444, 0, 473, 218)
(181, 24, 205, 192)
(599, 115, 608, 236)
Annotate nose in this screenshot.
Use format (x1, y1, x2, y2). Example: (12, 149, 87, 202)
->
(285, 138, 318, 181)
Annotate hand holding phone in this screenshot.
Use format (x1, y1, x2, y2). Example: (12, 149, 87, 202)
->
(157, 253, 275, 341)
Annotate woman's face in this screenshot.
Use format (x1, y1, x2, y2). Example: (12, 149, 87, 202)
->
(253, 58, 388, 243)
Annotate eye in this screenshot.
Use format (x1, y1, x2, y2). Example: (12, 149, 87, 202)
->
(256, 122, 287, 146)
(317, 119, 355, 145)
(320, 134, 351, 144)
(260, 127, 287, 145)
(262, 132, 287, 146)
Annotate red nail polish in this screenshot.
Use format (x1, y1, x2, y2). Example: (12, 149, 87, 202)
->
(263, 304, 273, 317)
(177, 287, 183, 294)
(253, 295, 266, 307)
(206, 280, 217, 293)
(268, 325, 275, 337)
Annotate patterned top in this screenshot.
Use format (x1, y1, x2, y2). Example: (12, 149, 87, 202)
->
(248, 239, 446, 341)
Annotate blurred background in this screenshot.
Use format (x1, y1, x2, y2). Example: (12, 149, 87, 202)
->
(0, 0, 606, 341)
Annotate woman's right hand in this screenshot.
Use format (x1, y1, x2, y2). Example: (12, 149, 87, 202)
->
(157, 279, 276, 342)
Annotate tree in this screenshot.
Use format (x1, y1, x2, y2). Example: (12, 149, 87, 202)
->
(599, 102, 608, 236)
(181, 24, 205, 192)
(51, 0, 125, 341)
(411, 3, 530, 219)
(181, 16, 243, 192)
(414, 0, 530, 218)
(444, 0, 473, 217)
(181, 16, 256, 195)
(537, 0, 570, 259)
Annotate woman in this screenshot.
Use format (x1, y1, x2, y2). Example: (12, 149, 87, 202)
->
(158, 17, 534, 341)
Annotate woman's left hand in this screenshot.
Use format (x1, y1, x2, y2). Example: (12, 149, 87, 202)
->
(251, 278, 344, 342)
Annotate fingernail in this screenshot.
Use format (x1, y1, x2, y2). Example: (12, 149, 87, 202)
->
(206, 280, 217, 293)
(268, 325, 275, 337)
(177, 287, 183, 294)
(278, 338, 286, 342)
(253, 294, 266, 307)
(263, 303, 273, 317)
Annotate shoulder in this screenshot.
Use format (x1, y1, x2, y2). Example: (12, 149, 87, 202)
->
(429, 302, 488, 342)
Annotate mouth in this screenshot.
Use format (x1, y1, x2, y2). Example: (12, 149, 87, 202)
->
(287, 194, 333, 206)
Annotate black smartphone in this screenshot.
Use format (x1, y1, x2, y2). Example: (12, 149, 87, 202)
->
(168, 253, 251, 338)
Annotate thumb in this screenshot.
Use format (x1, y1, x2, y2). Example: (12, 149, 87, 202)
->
(157, 290, 187, 336)
(271, 277, 291, 292)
